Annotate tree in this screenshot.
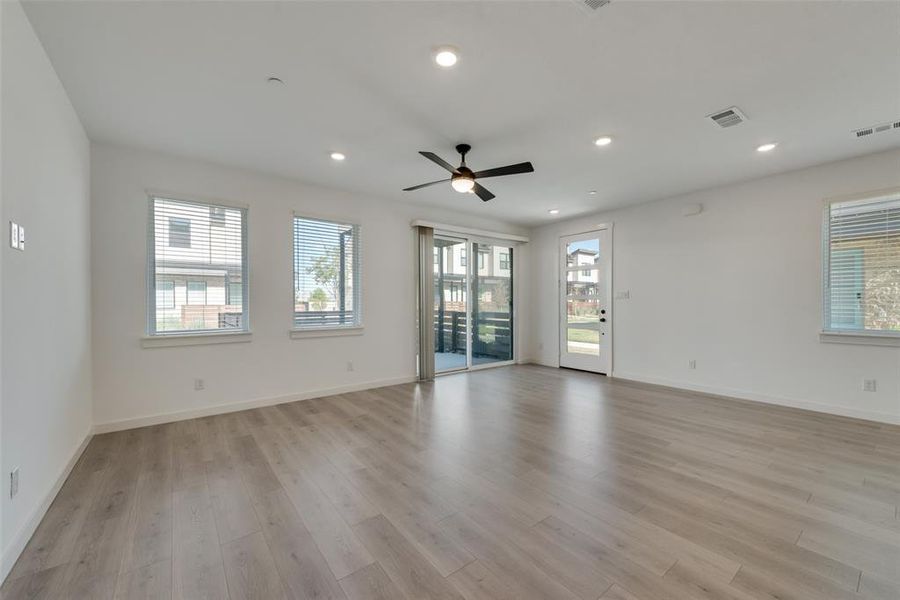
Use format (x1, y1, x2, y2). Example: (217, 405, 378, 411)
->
(307, 246, 342, 306)
(309, 287, 329, 311)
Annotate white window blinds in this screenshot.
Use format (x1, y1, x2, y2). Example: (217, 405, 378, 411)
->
(825, 194, 900, 334)
(149, 197, 248, 334)
(293, 216, 361, 329)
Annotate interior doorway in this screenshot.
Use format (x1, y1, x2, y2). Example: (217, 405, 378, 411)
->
(559, 228, 612, 374)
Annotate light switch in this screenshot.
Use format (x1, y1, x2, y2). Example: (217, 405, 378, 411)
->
(17, 226, 24, 250)
(10, 221, 19, 249)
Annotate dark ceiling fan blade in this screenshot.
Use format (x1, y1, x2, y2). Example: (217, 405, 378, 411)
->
(419, 151, 459, 173)
(402, 178, 451, 192)
(472, 161, 534, 179)
(472, 182, 495, 202)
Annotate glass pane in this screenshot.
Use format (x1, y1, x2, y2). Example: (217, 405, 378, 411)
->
(434, 236, 468, 372)
(153, 197, 245, 333)
(567, 297, 600, 322)
(473, 243, 513, 366)
(566, 239, 599, 268)
(567, 327, 599, 355)
(293, 217, 359, 328)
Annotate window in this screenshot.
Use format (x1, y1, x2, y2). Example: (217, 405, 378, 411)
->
(168, 217, 191, 248)
(824, 193, 900, 335)
(582, 269, 591, 277)
(149, 197, 247, 334)
(293, 216, 360, 329)
(478, 252, 486, 270)
(500, 252, 509, 270)
(187, 281, 207, 305)
(156, 280, 175, 309)
(210, 206, 227, 227)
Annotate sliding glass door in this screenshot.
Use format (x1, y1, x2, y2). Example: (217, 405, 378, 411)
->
(433, 235, 514, 373)
(434, 236, 468, 372)
(472, 243, 513, 366)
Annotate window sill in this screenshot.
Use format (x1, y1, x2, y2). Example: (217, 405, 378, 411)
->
(819, 331, 900, 347)
(141, 331, 252, 348)
(289, 326, 364, 340)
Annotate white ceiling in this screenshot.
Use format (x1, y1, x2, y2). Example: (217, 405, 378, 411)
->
(23, 0, 900, 225)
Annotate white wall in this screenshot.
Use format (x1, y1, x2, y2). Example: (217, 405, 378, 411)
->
(91, 143, 529, 430)
(528, 149, 900, 424)
(1, 0, 92, 577)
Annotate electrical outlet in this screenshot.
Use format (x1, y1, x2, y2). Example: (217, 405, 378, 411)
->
(689, 359, 697, 370)
(194, 378, 205, 391)
(346, 361, 354, 372)
(862, 379, 877, 392)
(10, 468, 19, 499)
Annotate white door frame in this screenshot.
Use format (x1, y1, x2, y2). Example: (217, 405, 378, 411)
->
(559, 225, 613, 374)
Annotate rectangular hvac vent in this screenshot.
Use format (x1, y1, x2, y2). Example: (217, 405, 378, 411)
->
(707, 106, 747, 128)
(853, 119, 900, 139)
(584, 0, 611, 9)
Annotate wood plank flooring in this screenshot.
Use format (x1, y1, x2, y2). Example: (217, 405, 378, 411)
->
(3, 365, 899, 599)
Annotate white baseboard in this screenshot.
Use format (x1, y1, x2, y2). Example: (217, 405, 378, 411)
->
(1, 431, 93, 584)
(611, 371, 900, 426)
(92, 375, 418, 434)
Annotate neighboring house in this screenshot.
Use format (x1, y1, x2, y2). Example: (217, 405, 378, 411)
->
(155, 201, 244, 331)
(566, 248, 599, 295)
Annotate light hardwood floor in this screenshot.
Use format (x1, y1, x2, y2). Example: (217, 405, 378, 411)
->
(3, 365, 899, 599)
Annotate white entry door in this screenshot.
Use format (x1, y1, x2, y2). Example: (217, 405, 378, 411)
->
(559, 229, 611, 374)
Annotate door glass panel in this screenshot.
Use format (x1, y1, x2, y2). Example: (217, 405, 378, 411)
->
(473, 243, 513, 365)
(564, 238, 602, 358)
(434, 236, 467, 372)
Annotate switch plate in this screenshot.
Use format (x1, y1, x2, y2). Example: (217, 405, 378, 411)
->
(862, 379, 877, 392)
(10, 222, 19, 249)
(17, 226, 24, 250)
(615, 290, 630, 300)
(689, 359, 697, 370)
(194, 378, 205, 391)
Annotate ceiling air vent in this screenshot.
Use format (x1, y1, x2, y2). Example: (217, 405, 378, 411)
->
(707, 106, 747, 129)
(572, 0, 611, 14)
(852, 119, 900, 139)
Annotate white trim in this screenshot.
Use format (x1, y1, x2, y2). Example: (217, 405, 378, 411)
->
(612, 371, 900, 425)
(92, 375, 417, 434)
(141, 331, 252, 348)
(410, 220, 528, 243)
(289, 326, 364, 339)
(819, 331, 900, 347)
(1, 432, 93, 583)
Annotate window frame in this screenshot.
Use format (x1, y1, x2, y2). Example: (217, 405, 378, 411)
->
(291, 213, 363, 336)
(167, 216, 192, 248)
(821, 189, 900, 346)
(146, 194, 250, 340)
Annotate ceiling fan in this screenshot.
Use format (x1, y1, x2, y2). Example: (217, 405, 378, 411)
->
(403, 144, 534, 202)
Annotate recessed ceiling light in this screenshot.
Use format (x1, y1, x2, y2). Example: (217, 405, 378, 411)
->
(434, 46, 459, 68)
(756, 142, 778, 153)
(594, 136, 613, 147)
(548, 209, 560, 215)
(267, 76, 284, 85)
(588, 190, 598, 195)
(330, 152, 346, 161)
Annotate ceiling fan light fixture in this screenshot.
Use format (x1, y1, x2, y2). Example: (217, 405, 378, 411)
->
(434, 46, 459, 68)
(451, 175, 475, 193)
